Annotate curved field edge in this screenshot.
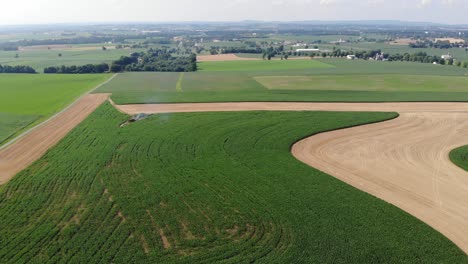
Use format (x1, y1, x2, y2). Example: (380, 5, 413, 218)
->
(450, 145, 468, 171)
(0, 103, 466, 263)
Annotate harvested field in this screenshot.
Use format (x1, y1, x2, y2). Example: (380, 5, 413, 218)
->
(292, 112, 468, 253)
(114, 101, 468, 115)
(0, 93, 109, 184)
(197, 53, 258, 62)
(115, 101, 468, 253)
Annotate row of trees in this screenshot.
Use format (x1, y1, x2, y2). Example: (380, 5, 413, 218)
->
(43, 63, 110, 74)
(0, 64, 36, 73)
(409, 40, 467, 49)
(110, 49, 197, 72)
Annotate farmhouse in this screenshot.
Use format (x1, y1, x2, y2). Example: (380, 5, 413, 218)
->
(441, 54, 453, 60)
(347, 55, 356, 60)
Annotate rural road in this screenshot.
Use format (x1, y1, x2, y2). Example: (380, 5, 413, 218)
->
(2, 97, 468, 253)
(116, 101, 468, 253)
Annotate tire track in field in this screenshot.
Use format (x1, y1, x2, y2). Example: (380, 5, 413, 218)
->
(114, 101, 468, 253)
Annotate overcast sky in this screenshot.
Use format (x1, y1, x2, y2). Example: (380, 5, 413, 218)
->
(0, 0, 466, 25)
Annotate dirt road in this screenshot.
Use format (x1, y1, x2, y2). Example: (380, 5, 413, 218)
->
(115, 102, 468, 115)
(0, 94, 110, 185)
(115, 101, 468, 253)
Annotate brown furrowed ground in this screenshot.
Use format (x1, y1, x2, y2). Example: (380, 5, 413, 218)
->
(115, 101, 468, 253)
(0, 93, 110, 184)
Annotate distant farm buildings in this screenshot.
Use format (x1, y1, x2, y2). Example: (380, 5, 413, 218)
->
(347, 55, 356, 60)
(441, 54, 453, 60)
(295, 48, 320, 52)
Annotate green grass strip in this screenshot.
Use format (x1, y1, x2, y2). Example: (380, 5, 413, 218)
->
(176, 72, 184, 93)
(450, 145, 468, 171)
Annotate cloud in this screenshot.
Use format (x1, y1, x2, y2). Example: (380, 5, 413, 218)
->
(320, 0, 338, 6)
(441, 0, 458, 6)
(367, 0, 385, 6)
(418, 0, 432, 8)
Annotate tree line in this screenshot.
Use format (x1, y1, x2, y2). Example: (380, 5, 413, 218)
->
(44, 63, 109, 74)
(409, 40, 467, 49)
(110, 48, 197, 72)
(43, 48, 197, 74)
(0, 64, 36, 73)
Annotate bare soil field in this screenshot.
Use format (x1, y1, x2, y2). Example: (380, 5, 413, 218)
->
(197, 54, 259, 62)
(114, 101, 468, 114)
(0, 93, 109, 184)
(115, 101, 468, 253)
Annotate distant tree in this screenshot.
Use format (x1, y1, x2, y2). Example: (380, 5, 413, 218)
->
(321, 52, 327, 58)
(463, 61, 468, 68)
(262, 52, 267, 60)
(102, 46, 107, 51)
(58, 53, 62, 57)
(456, 61, 462, 67)
(14, 53, 19, 58)
(267, 54, 272, 60)
(284, 54, 289, 60)
(447, 58, 454, 65)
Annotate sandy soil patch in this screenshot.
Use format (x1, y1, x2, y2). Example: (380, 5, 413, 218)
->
(0, 93, 110, 185)
(115, 101, 468, 253)
(197, 54, 259, 62)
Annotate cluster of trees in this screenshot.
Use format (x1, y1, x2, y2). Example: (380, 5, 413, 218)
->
(43, 63, 110, 74)
(321, 49, 468, 67)
(409, 40, 466, 49)
(110, 48, 197, 72)
(0, 64, 36, 73)
(218, 47, 263, 54)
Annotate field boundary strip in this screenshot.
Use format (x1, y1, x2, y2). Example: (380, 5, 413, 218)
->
(0, 93, 111, 185)
(176, 72, 184, 92)
(0, 73, 118, 151)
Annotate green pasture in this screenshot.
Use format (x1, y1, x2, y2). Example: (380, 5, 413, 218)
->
(0, 74, 109, 144)
(97, 59, 468, 104)
(450, 146, 468, 171)
(1, 103, 466, 262)
(0, 48, 141, 73)
(255, 74, 468, 92)
(0, 113, 38, 144)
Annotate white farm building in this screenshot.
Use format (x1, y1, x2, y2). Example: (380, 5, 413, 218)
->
(296, 48, 320, 52)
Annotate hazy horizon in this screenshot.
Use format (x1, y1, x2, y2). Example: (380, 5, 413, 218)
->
(0, 0, 467, 26)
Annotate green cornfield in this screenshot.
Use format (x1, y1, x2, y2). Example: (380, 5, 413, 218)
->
(0, 103, 466, 263)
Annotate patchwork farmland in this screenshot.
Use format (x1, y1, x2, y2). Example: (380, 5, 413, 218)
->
(2, 22, 468, 263)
